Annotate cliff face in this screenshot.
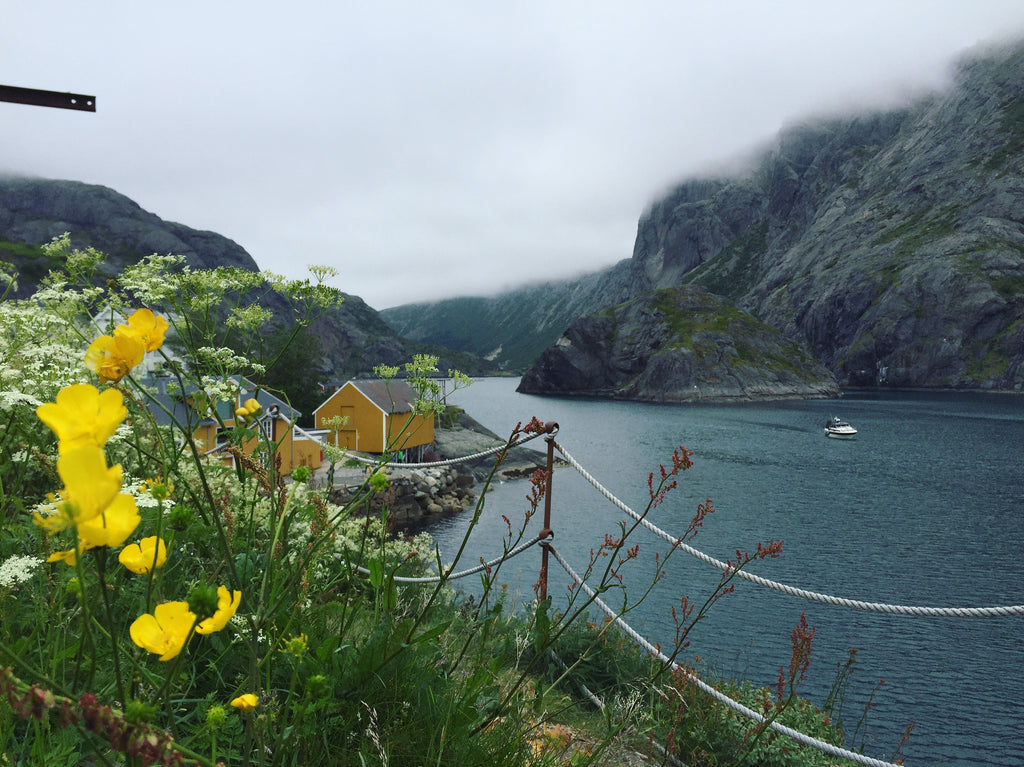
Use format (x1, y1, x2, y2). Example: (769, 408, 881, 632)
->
(628, 44, 1024, 390)
(392, 41, 1024, 394)
(0, 176, 493, 380)
(517, 285, 839, 402)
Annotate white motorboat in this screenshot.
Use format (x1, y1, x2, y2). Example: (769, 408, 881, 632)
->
(824, 416, 857, 439)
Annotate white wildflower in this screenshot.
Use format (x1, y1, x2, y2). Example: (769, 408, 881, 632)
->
(0, 555, 43, 588)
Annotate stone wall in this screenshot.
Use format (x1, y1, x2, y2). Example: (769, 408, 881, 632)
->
(330, 465, 477, 525)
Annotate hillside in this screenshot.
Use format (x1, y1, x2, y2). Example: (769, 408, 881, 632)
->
(0, 176, 495, 384)
(387, 41, 1024, 393)
(381, 260, 633, 371)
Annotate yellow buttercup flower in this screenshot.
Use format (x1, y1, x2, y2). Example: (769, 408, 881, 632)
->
(130, 601, 196, 661)
(36, 384, 126, 454)
(230, 694, 258, 712)
(234, 398, 262, 421)
(194, 586, 242, 635)
(33, 446, 123, 532)
(117, 308, 168, 353)
(46, 548, 79, 566)
(119, 536, 168, 574)
(85, 333, 146, 384)
(76, 494, 140, 550)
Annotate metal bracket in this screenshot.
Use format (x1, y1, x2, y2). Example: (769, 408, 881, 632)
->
(0, 84, 96, 112)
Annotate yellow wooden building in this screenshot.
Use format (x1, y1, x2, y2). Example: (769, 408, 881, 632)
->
(150, 375, 325, 475)
(313, 379, 434, 456)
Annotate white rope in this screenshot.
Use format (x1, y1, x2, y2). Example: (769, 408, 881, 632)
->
(556, 442, 1024, 618)
(344, 429, 548, 469)
(547, 544, 903, 767)
(548, 649, 606, 712)
(353, 531, 550, 584)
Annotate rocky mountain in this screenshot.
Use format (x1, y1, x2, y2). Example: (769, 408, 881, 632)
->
(518, 284, 838, 401)
(381, 260, 633, 371)
(389, 41, 1024, 395)
(0, 176, 494, 382)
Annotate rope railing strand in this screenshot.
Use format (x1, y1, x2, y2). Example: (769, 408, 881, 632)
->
(352, 531, 551, 584)
(343, 429, 548, 470)
(555, 442, 1024, 618)
(546, 544, 903, 767)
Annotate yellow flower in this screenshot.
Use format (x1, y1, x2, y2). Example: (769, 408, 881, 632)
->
(130, 601, 196, 661)
(230, 693, 258, 712)
(33, 446, 123, 532)
(76, 494, 140, 550)
(234, 398, 262, 421)
(119, 536, 168, 574)
(85, 333, 146, 384)
(46, 548, 79, 566)
(194, 586, 241, 635)
(117, 308, 168, 352)
(36, 384, 126, 454)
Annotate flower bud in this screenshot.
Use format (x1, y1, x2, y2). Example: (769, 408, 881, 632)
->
(186, 584, 220, 622)
(206, 705, 226, 730)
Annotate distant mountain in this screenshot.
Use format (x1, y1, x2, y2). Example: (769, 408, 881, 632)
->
(381, 261, 633, 372)
(386, 41, 1024, 395)
(0, 176, 495, 381)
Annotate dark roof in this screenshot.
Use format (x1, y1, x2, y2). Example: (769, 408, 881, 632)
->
(348, 379, 417, 414)
(141, 374, 301, 428)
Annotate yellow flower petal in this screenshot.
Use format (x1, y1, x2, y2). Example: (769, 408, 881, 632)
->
(130, 602, 196, 661)
(77, 494, 140, 549)
(85, 333, 145, 384)
(56, 446, 123, 525)
(230, 693, 259, 712)
(46, 548, 79, 566)
(117, 308, 168, 353)
(36, 384, 126, 454)
(195, 586, 241, 635)
(119, 536, 168, 574)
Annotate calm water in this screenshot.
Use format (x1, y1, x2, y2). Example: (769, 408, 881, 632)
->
(427, 379, 1024, 767)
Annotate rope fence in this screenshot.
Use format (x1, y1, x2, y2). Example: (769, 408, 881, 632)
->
(351, 531, 551, 584)
(342, 428, 548, 470)
(546, 544, 904, 767)
(350, 428, 1023, 766)
(555, 441, 1024, 618)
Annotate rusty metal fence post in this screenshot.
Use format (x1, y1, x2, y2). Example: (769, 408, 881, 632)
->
(537, 421, 558, 601)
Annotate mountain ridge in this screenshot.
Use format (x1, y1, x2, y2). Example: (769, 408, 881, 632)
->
(0, 175, 495, 383)
(384, 41, 1024, 395)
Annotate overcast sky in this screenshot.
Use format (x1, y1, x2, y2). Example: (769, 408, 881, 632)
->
(4, 3, 1024, 310)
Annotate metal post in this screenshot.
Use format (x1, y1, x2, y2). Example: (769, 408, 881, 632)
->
(538, 421, 558, 601)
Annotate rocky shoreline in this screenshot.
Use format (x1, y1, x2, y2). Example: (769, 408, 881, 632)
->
(316, 412, 550, 526)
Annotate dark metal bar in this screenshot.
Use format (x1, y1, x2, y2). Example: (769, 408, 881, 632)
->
(0, 84, 96, 112)
(537, 421, 558, 601)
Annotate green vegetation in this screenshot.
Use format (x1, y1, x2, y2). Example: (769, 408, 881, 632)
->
(651, 286, 820, 380)
(0, 240, 874, 765)
(685, 221, 769, 300)
(0, 236, 64, 288)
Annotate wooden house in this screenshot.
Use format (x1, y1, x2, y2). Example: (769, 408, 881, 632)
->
(147, 375, 326, 475)
(313, 379, 434, 456)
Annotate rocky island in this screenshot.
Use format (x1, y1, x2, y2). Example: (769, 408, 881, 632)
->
(518, 284, 838, 402)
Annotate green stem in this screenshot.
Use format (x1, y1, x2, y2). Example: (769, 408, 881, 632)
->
(95, 550, 127, 708)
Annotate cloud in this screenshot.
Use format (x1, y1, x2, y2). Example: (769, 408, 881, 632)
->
(4, 1, 1024, 308)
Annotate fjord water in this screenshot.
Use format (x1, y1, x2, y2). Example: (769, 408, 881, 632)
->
(430, 379, 1023, 766)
